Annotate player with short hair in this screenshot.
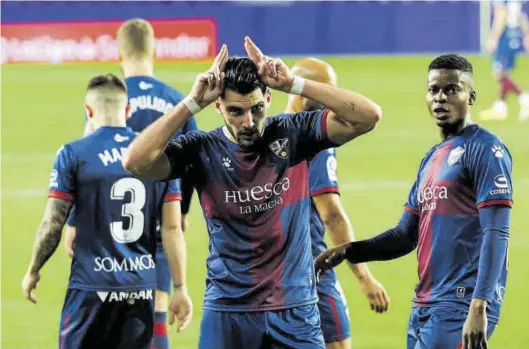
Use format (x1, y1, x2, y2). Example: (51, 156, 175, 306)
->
(64, 18, 197, 348)
(316, 54, 512, 349)
(286, 57, 390, 349)
(21, 74, 192, 349)
(479, 0, 529, 121)
(122, 37, 383, 348)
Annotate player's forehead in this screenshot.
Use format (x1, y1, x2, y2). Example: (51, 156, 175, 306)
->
(427, 69, 468, 87)
(221, 88, 265, 109)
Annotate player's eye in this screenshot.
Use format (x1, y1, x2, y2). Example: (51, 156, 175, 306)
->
(252, 105, 264, 114)
(428, 87, 437, 93)
(227, 108, 242, 116)
(446, 87, 456, 94)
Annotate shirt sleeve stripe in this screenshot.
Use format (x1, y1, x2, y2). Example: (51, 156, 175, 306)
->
(477, 199, 513, 210)
(310, 186, 340, 197)
(404, 205, 419, 215)
(48, 190, 74, 201)
(320, 109, 330, 139)
(164, 193, 182, 202)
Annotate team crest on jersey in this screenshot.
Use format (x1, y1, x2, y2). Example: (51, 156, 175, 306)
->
(447, 146, 465, 166)
(269, 138, 289, 159)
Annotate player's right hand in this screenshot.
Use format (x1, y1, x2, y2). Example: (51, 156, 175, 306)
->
(21, 271, 40, 304)
(188, 44, 228, 108)
(314, 243, 349, 283)
(168, 286, 193, 332)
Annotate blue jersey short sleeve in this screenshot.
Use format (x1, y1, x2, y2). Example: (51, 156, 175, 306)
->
(164, 179, 182, 202)
(286, 109, 336, 163)
(48, 145, 76, 201)
(309, 148, 340, 197)
(404, 180, 419, 215)
(165, 130, 206, 180)
(468, 140, 513, 209)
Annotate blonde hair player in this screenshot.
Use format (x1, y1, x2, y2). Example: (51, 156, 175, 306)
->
(64, 19, 196, 348)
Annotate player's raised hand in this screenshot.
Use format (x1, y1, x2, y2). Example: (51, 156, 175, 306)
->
(21, 271, 40, 304)
(168, 286, 193, 332)
(314, 244, 349, 283)
(189, 44, 228, 108)
(462, 300, 488, 349)
(358, 274, 390, 314)
(244, 36, 294, 93)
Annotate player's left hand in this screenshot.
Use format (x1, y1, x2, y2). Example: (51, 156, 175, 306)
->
(358, 274, 390, 314)
(21, 271, 40, 304)
(314, 243, 349, 283)
(168, 286, 193, 332)
(244, 36, 294, 93)
(462, 299, 488, 349)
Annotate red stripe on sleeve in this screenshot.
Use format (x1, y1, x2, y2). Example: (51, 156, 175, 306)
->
(310, 186, 340, 197)
(404, 205, 419, 215)
(49, 190, 73, 201)
(477, 199, 513, 210)
(164, 193, 182, 202)
(320, 109, 330, 139)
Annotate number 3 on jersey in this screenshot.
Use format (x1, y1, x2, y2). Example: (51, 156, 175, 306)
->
(110, 177, 146, 243)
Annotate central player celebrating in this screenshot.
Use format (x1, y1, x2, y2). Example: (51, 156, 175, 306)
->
(123, 37, 382, 348)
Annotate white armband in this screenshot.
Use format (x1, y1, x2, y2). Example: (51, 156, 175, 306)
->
(289, 76, 305, 95)
(182, 96, 202, 115)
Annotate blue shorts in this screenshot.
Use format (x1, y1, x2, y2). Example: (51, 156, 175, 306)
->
(407, 306, 497, 349)
(155, 243, 171, 294)
(317, 275, 351, 343)
(199, 304, 325, 349)
(493, 49, 521, 73)
(59, 288, 154, 349)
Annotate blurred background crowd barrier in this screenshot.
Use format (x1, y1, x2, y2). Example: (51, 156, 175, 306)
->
(3, 1, 527, 64)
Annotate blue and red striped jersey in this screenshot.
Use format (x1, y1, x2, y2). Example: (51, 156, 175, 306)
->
(308, 148, 341, 288)
(49, 126, 180, 291)
(404, 124, 512, 323)
(165, 109, 335, 311)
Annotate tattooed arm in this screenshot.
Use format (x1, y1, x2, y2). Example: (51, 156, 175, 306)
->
(22, 198, 72, 303)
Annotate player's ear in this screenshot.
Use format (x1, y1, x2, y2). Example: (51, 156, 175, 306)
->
(84, 104, 94, 118)
(215, 99, 222, 115)
(469, 90, 477, 105)
(125, 105, 131, 119)
(265, 88, 272, 108)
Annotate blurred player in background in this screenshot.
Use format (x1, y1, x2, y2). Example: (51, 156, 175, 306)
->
(316, 55, 512, 349)
(286, 57, 390, 349)
(21, 74, 192, 349)
(63, 18, 197, 348)
(480, 0, 529, 121)
(122, 37, 382, 348)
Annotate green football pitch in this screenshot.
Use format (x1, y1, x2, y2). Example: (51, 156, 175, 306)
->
(2, 55, 528, 348)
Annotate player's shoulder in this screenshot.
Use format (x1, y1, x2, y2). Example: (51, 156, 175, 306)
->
(466, 124, 507, 148)
(173, 129, 217, 145)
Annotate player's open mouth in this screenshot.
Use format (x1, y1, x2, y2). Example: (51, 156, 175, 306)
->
(434, 107, 449, 113)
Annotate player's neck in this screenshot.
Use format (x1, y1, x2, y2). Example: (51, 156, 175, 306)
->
(440, 117, 472, 141)
(120, 60, 154, 78)
(94, 116, 127, 129)
(222, 126, 238, 144)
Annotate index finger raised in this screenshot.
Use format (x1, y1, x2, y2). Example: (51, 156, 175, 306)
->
(244, 36, 265, 63)
(213, 44, 228, 70)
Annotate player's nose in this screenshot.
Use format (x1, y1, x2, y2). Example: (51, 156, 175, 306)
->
(241, 113, 254, 128)
(434, 91, 448, 103)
